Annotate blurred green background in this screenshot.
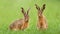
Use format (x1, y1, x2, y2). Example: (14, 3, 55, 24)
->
(0, 0, 60, 34)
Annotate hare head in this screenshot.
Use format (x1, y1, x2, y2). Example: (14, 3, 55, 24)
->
(35, 4, 46, 17)
(21, 7, 30, 22)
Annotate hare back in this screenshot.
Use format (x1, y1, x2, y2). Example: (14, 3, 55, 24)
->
(13, 19, 24, 25)
(10, 19, 24, 30)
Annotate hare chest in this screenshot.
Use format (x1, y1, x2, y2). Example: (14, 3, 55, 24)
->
(21, 21, 28, 30)
(38, 16, 47, 29)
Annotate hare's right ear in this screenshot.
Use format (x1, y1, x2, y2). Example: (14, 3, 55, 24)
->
(27, 8, 30, 15)
(35, 4, 40, 10)
(21, 7, 25, 15)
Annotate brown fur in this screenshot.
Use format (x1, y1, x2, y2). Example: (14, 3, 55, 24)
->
(9, 7, 30, 30)
(35, 4, 48, 30)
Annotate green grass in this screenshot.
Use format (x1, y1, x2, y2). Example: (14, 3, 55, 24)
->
(0, 0, 60, 34)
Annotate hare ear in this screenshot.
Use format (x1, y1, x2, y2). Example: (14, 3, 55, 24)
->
(41, 4, 46, 11)
(21, 7, 25, 15)
(35, 4, 40, 10)
(27, 8, 30, 15)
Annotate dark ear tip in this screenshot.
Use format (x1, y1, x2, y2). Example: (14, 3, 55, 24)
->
(21, 7, 24, 13)
(35, 4, 37, 6)
(21, 7, 23, 9)
(43, 4, 46, 6)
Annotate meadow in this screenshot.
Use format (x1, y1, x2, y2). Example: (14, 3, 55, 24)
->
(0, 0, 60, 34)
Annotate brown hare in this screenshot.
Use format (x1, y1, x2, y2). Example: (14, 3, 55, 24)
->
(35, 4, 48, 30)
(9, 7, 30, 30)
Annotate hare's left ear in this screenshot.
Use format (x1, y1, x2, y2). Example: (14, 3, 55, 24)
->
(41, 4, 46, 11)
(35, 4, 40, 10)
(27, 8, 30, 15)
(21, 7, 26, 15)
